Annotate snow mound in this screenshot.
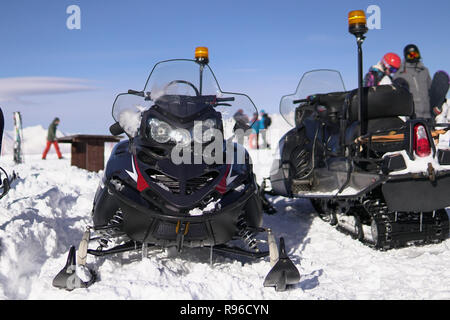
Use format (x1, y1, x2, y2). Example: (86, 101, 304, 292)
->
(1, 125, 117, 159)
(1, 125, 71, 156)
(0, 156, 100, 299)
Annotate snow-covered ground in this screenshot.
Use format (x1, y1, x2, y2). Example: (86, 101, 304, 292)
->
(1, 125, 117, 157)
(0, 119, 449, 300)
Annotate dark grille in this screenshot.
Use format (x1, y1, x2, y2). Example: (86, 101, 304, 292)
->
(186, 171, 219, 195)
(146, 169, 181, 194)
(146, 169, 219, 195)
(154, 221, 208, 241)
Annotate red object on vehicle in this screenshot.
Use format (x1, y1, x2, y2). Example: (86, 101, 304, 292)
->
(382, 52, 401, 69)
(134, 155, 149, 191)
(215, 164, 231, 194)
(413, 124, 431, 157)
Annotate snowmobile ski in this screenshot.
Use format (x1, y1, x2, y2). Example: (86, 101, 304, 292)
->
(263, 238, 300, 292)
(52, 246, 96, 291)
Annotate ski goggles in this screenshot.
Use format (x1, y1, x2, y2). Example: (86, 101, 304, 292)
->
(384, 63, 399, 74)
(388, 66, 399, 74)
(407, 51, 420, 60)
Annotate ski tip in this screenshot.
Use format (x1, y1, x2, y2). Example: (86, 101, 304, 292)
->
(263, 239, 300, 292)
(52, 246, 96, 291)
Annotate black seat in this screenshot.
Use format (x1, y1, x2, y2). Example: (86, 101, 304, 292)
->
(310, 85, 414, 152)
(314, 85, 414, 123)
(348, 85, 414, 122)
(347, 86, 413, 150)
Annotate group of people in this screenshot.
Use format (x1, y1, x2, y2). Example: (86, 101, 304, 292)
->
(233, 109, 272, 150)
(364, 44, 447, 121)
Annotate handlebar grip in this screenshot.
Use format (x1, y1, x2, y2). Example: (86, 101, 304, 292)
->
(128, 90, 145, 97)
(293, 94, 322, 104)
(216, 97, 235, 102)
(293, 99, 308, 104)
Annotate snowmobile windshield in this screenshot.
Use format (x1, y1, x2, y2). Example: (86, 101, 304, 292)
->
(112, 59, 258, 138)
(280, 70, 346, 126)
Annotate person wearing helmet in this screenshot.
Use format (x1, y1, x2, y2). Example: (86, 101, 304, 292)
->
(393, 44, 432, 120)
(364, 52, 401, 87)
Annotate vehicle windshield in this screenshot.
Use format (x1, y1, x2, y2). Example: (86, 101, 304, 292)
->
(112, 59, 258, 138)
(145, 59, 219, 99)
(280, 69, 346, 126)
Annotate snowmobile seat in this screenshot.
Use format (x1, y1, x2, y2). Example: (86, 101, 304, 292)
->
(347, 85, 415, 122)
(344, 85, 414, 150)
(312, 85, 414, 124)
(305, 85, 414, 152)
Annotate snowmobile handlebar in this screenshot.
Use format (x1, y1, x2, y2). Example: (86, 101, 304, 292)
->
(127, 89, 145, 97)
(212, 97, 235, 107)
(293, 98, 309, 104)
(215, 97, 235, 103)
(293, 95, 323, 105)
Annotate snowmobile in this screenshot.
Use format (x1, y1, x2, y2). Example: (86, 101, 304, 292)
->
(0, 109, 18, 200)
(53, 47, 299, 292)
(0, 167, 17, 200)
(268, 11, 450, 250)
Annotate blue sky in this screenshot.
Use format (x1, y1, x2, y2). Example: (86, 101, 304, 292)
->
(0, 0, 449, 133)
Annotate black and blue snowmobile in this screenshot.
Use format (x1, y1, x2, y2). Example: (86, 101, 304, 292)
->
(268, 11, 450, 250)
(53, 48, 299, 292)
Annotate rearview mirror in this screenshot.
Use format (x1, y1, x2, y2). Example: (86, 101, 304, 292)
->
(109, 122, 125, 136)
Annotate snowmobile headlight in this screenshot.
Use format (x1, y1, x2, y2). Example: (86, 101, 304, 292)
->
(170, 128, 191, 147)
(193, 119, 217, 143)
(149, 118, 171, 144)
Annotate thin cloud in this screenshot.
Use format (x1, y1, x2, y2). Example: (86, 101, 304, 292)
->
(0, 77, 96, 103)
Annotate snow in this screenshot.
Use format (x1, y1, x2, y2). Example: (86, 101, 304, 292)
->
(1, 125, 71, 156)
(0, 119, 449, 300)
(118, 109, 143, 138)
(1, 125, 117, 158)
(189, 199, 221, 217)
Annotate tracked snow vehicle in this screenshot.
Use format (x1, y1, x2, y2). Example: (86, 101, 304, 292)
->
(269, 11, 450, 249)
(53, 48, 299, 292)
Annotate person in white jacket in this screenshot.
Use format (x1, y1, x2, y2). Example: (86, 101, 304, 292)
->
(435, 100, 450, 123)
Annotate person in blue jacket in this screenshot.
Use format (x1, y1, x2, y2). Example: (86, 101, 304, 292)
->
(250, 112, 260, 149)
(259, 110, 272, 149)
